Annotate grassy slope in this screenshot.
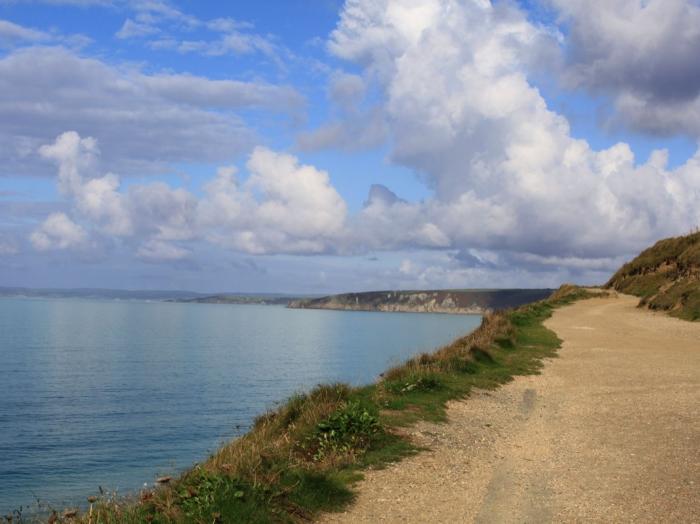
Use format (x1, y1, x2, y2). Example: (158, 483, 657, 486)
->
(65, 286, 595, 524)
(607, 231, 700, 321)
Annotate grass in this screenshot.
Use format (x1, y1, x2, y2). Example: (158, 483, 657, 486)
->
(50, 285, 596, 524)
(607, 230, 700, 320)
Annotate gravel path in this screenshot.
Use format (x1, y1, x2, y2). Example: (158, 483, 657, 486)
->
(321, 294, 700, 523)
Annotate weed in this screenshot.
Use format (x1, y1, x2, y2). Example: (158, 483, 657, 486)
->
(304, 401, 382, 462)
(383, 372, 445, 394)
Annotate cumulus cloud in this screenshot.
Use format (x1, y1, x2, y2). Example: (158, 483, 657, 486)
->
(198, 147, 347, 254)
(327, 0, 700, 268)
(30, 212, 88, 251)
(550, 0, 700, 136)
(36, 131, 200, 259)
(11, 0, 700, 287)
(33, 131, 348, 259)
(0, 46, 303, 177)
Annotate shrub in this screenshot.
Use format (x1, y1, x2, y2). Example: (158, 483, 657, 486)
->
(304, 401, 382, 462)
(383, 372, 445, 394)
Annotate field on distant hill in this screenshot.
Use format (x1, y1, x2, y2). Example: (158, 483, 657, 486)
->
(607, 231, 700, 320)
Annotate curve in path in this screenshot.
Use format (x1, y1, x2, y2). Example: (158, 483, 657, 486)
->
(321, 294, 700, 523)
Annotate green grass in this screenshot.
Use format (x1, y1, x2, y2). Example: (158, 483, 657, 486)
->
(70, 285, 595, 524)
(607, 230, 700, 321)
(645, 281, 700, 321)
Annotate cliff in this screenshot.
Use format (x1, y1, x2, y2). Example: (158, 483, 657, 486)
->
(606, 231, 700, 320)
(288, 289, 553, 315)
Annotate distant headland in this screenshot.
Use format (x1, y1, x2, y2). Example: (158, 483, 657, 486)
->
(0, 286, 552, 315)
(287, 289, 553, 315)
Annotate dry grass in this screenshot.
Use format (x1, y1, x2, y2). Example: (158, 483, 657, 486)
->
(607, 231, 700, 320)
(381, 312, 512, 383)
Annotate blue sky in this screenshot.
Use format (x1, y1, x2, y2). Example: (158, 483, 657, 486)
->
(1, 0, 699, 293)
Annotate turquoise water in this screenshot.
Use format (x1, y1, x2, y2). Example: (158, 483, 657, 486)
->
(0, 297, 481, 514)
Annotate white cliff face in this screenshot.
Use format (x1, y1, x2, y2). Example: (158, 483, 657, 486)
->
(288, 289, 553, 315)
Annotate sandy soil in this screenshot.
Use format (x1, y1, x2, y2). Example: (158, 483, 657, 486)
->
(320, 294, 700, 523)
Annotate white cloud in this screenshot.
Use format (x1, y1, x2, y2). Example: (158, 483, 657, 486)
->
(550, 0, 700, 136)
(247, 147, 347, 239)
(33, 132, 349, 259)
(11, 0, 700, 287)
(0, 46, 303, 176)
(0, 19, 51, 46)
(176, 32, 274, 57)
(199, 147, 348, 254)
(0, 18, 91, 50)
(116, 18, 159, 39)
(327, 0, 700, 268)
(206, 17, 253, 33)
(30, 212, 88, 251)
(141, 73, 303, 112)
(111, 1, 284, 65)
(127, 0, 198, 27)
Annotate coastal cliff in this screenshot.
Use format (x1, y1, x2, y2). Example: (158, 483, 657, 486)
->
(288, 289, 553, 315)
(607, 231, 700, 320)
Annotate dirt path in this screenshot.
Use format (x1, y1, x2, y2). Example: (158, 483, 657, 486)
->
(321, 294, 700, 523)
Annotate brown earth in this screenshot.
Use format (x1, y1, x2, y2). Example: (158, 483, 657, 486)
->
(320, 294, 700, 523)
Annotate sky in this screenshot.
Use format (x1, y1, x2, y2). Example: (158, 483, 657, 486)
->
(1, 0, 699, 294)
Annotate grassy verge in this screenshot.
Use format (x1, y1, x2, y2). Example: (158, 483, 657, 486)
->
(54, 285, 597, 524)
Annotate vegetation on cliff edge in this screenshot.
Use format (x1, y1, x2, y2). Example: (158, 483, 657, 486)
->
(607, 230, 700, 321)
(38, 285, 596, 524)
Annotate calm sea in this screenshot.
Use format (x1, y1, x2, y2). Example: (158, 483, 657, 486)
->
(0, 297, 480, 514)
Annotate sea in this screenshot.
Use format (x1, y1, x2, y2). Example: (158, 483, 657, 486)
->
(0, 297, 481, 515)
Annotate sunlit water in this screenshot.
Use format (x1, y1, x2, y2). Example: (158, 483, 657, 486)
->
(0, 297, 481, 514)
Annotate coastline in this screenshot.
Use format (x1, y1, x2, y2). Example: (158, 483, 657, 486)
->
(288, 289, 552, 316)
(287, 302, 489, 315)
(2, 301, 474, 520)
(58, 285, 591, 523)
(322, 292, 700, 522)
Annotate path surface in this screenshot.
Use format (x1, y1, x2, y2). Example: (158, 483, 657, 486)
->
(321, 294, 700, 523)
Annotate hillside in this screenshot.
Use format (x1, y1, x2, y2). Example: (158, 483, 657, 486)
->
(174, 294, 304, 305)
(606, 231, 700, 320)
(288, 289, 553, 315)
